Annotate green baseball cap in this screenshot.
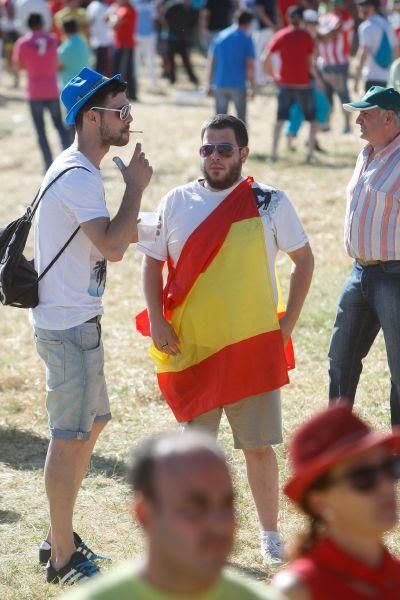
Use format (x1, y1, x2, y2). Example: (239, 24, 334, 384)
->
(343, 86, 400, 112)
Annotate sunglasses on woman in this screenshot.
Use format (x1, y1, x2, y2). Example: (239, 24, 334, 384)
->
(327, 455, 400, 493)
(91, 103, 132, 121)
(199, 143, 243, 158)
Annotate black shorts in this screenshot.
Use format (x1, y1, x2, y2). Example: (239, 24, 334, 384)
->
(277, 86, 316, 122)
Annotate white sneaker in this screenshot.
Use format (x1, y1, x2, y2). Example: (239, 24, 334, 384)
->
(260, 533, 284, 565)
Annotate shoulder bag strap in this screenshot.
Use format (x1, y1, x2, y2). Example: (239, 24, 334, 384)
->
(28, 165, 91, 220)
(34, 165, 92, 282)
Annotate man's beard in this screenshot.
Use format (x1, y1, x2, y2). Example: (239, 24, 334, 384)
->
(201, 160, 242, 190)
(99, 119, 129, 147)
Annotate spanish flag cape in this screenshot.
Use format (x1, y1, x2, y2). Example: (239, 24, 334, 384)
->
(136, 177, 295, 422)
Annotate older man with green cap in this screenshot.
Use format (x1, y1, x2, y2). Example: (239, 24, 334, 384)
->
(32, 66, 153, 585)
(328, 86, 400, 428)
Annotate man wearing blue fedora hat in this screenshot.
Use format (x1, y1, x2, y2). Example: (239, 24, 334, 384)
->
(32, 66, 153, 585)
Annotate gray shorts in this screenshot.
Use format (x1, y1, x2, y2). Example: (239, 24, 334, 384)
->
(184, 389, 282, 449)
(34, 320, 111, 440)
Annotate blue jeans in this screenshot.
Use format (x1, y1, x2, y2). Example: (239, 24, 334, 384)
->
(214, 88, 247, 123)
(328, 261, 400, 427)
(29, 99, 70, 170)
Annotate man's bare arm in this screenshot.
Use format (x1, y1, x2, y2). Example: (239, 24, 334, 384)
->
(279, 243, 314, 346)
(262, 49, 275, 79)
(142, 255, 180, 355)
(80, 143, 153, 261)
(354, 46, 369, 93)
(256, 5, 275, 29)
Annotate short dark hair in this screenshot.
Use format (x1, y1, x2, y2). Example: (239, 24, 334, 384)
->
(127, 431, 226, 501)
(237, 9, 253, 26)
(63, 18, 78, 35)
(287, 5, 303, 22)
(200, 114, 248, 147)
(27, 13, 43, 29)
(74, 79, 127, 129)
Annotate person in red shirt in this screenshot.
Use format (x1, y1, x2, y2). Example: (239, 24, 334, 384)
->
(263, 5, 317, 162)
(271, 405, 400, 600)
(109, 0, 137, 100)
(317, 0, 355, 133)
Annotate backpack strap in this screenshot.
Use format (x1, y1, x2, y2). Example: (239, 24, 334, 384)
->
(28, 165, 91, 220)
(32, 165, 91, 281)
(37, 226, 81, 284)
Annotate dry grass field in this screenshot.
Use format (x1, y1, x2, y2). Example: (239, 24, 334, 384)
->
(0, 58, 398, 599)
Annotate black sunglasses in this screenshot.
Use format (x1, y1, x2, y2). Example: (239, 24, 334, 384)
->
(199, 143, 243, 158)
(327, 455, 400, 493)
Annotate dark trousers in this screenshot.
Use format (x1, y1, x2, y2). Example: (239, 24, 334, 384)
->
(95, 46, 112, 77)
(113, 47, 137, 100)
(29, 99, 70, 170)
(329, 261, 400, 427)
(165, 39, 198, 85)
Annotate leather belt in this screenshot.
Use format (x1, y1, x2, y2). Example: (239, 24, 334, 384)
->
(355, 259, 381, 266)
(356, 258, 400, 266)
(85, 315, 101, 323)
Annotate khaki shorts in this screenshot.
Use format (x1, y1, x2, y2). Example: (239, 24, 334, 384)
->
(184, 389, 282, 449)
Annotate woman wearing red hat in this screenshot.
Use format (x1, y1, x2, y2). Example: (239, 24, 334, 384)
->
(272, 405, 400, 599)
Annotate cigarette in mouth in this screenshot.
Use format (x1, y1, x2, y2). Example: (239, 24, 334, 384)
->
(129, 130, 143, 133)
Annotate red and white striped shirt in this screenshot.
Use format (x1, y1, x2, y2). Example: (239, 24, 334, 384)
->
(345, 136, 400, 261)
(318, 11, 354, 67)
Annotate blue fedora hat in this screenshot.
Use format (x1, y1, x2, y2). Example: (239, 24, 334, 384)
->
(61, 67, 122, 125)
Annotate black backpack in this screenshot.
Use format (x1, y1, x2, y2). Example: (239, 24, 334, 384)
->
(0, 166, 89, 309)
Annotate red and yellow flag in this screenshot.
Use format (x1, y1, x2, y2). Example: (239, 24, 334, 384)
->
(136, 177, 294, 422)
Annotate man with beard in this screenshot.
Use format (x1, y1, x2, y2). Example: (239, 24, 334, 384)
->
(62, 431, 284, 599)
(32, 66, 152, 585)
(137, 114, 314, 564)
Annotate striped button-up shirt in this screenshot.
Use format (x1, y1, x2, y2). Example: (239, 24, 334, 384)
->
(345, 135, 400, 261)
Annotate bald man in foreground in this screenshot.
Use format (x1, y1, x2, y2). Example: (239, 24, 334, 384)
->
(63, 431, 286, 598)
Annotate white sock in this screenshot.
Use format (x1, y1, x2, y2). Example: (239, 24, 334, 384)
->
(261, 530, 280, 541)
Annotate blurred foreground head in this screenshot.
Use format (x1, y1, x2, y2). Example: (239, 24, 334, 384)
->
(285, 405, 400, 555)
(127, 431, 235, 586)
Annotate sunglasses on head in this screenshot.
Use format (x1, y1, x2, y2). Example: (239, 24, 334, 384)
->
(199, 143, 243, 158)
(91, 103, 132, 121)
(326, 454, 400, 493)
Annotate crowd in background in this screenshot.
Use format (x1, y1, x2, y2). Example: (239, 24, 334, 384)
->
(2, 0, 400, 167)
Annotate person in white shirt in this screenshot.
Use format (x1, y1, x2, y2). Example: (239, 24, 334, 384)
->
(15, 0, 51, 33)
(354, 0, 398, 92)
(86, 0, 114, 76)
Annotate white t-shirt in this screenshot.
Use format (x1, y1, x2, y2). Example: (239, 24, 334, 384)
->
(358, 15, 397, 81)
(86, 0, 114, 48)
(15, 0, 52, 33)
(136, 178, 308, 303)
(30, 147, 109, 331)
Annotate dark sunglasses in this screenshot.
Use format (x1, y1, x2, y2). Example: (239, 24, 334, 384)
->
(327, 455, 400, 493)
(199, 143, 243, 158)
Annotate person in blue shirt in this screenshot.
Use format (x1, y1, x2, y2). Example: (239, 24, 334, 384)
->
(58, 19, 92, 89)
(207, 10, 255, 123)
(135, 0, 158, 88)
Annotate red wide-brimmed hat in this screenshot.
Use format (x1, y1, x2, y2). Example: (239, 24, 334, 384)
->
(284, 405, 400, 503)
